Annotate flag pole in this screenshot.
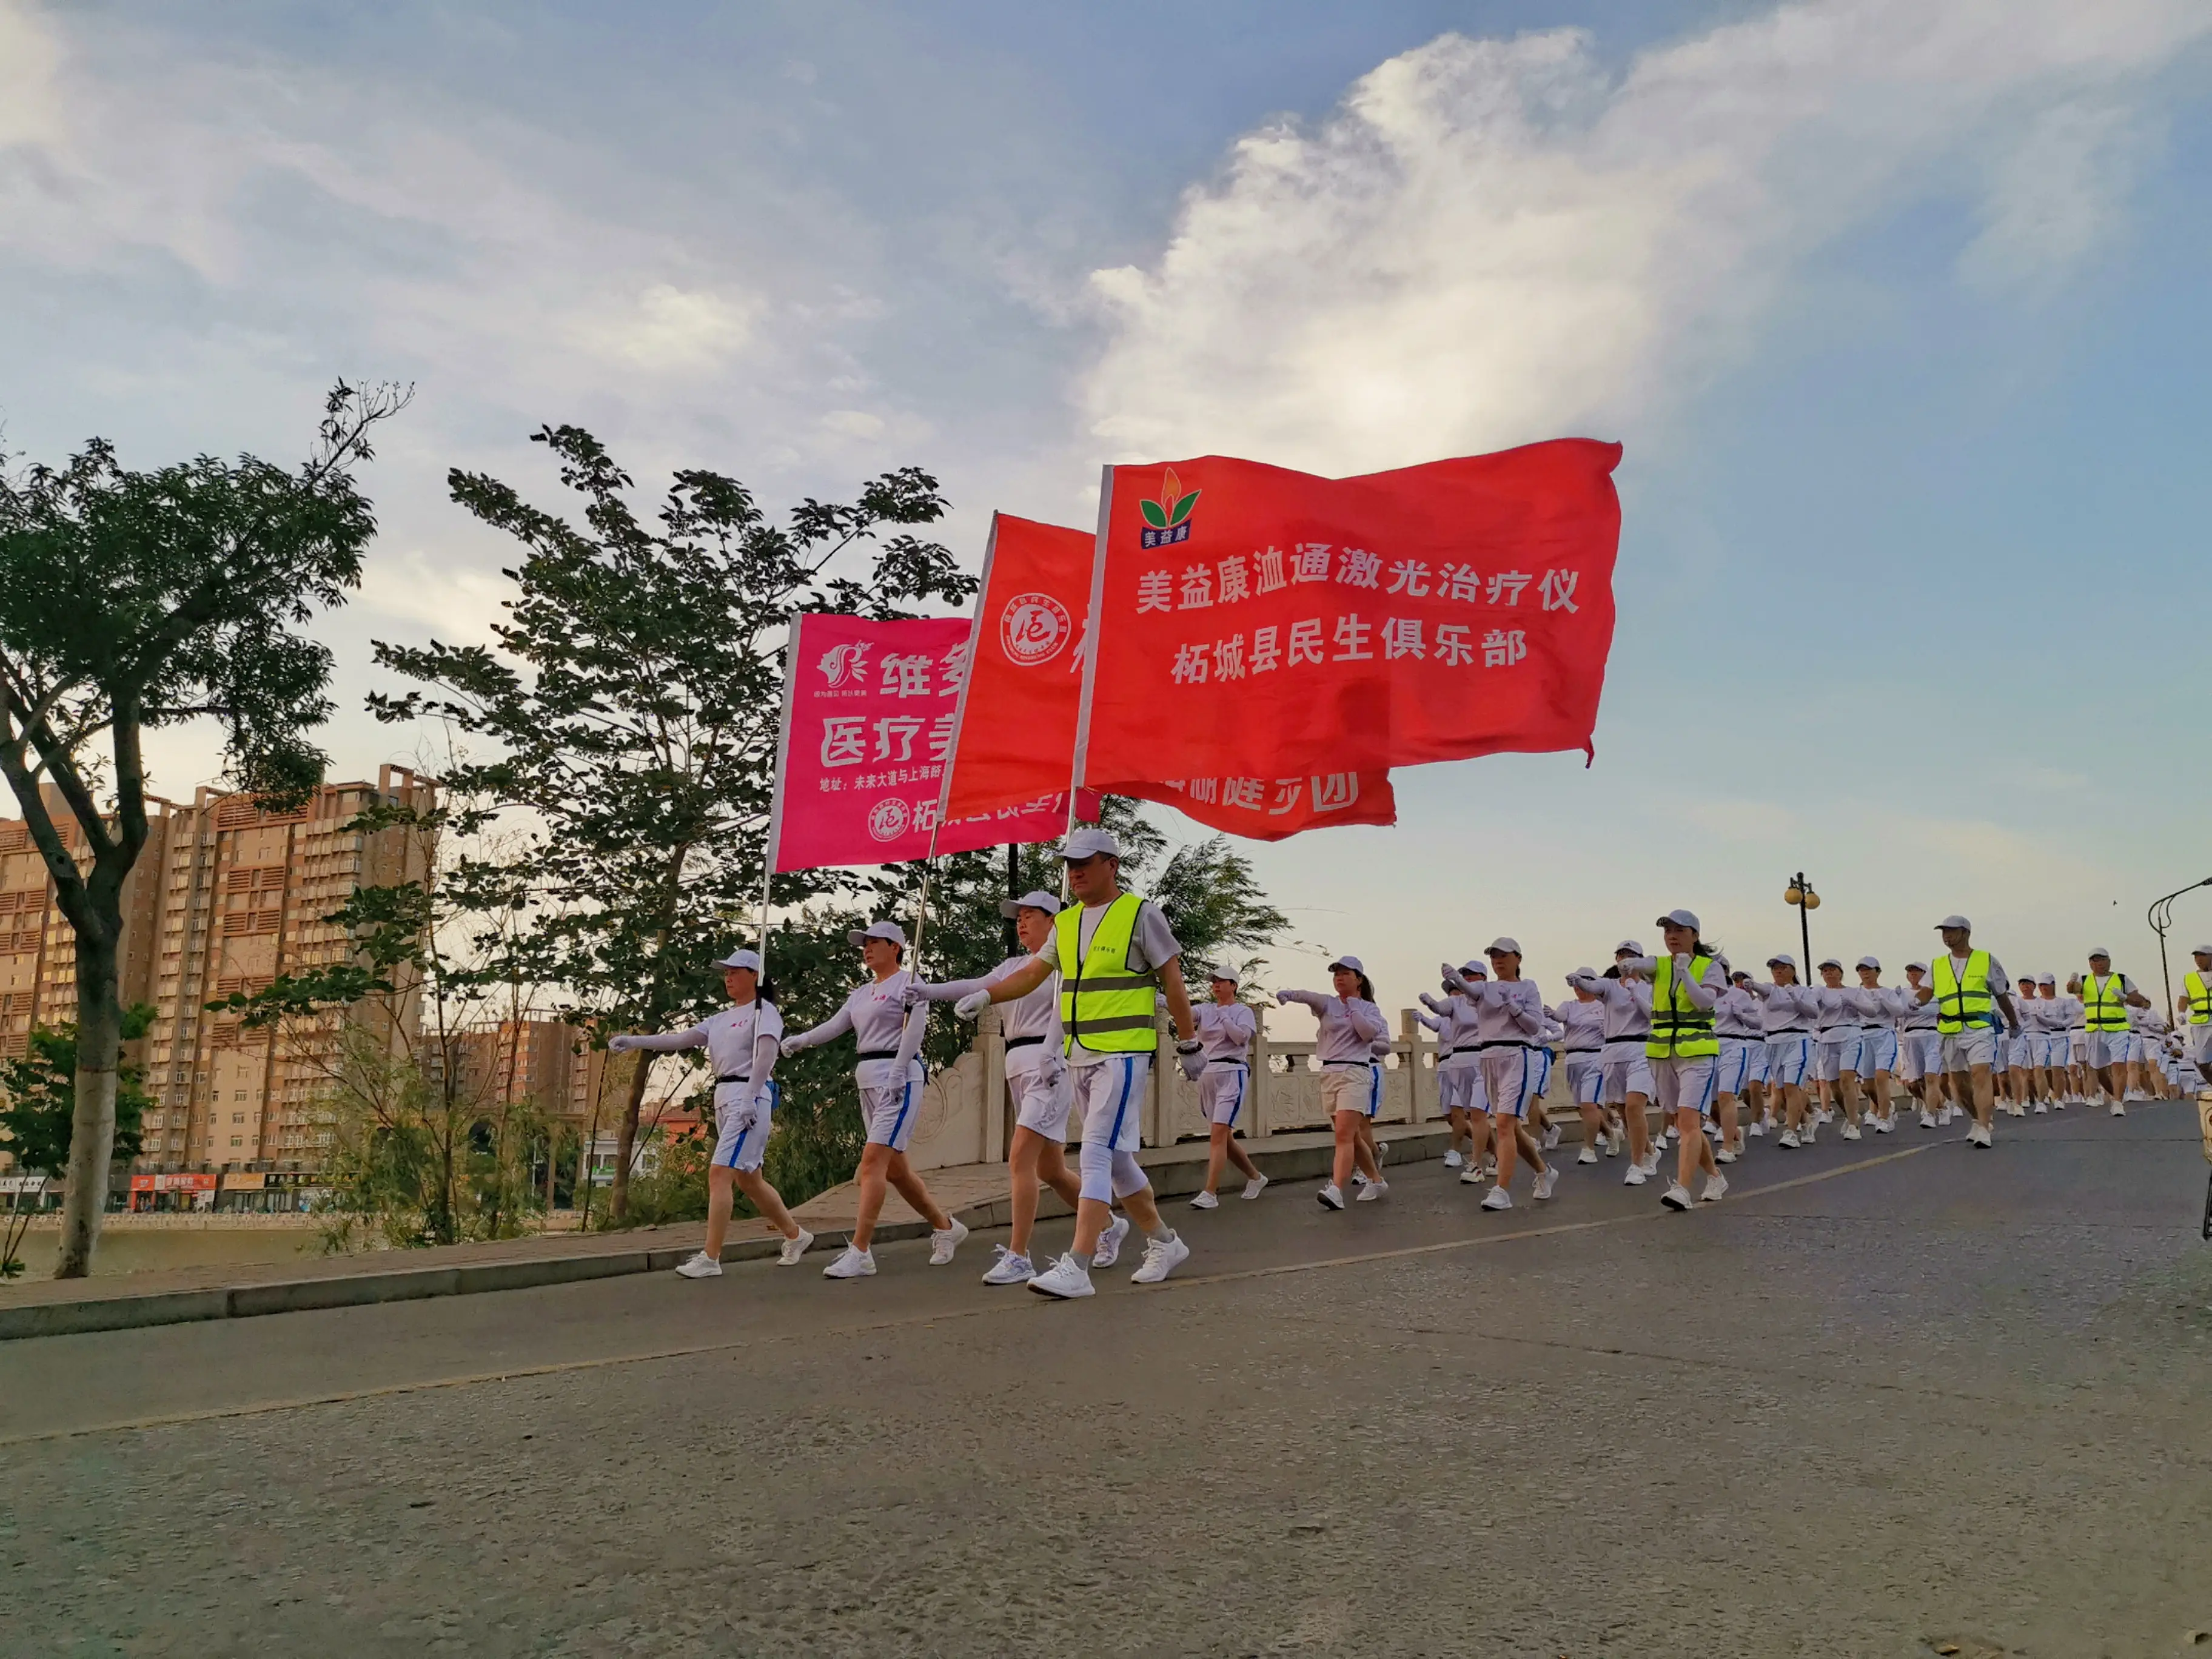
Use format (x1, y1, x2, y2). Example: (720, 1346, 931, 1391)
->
(758, 614, 802, 968)
(1061, 463, 1116, 900)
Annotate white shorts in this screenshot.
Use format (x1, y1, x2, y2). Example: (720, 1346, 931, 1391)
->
(1717, 1037, 1764, 1096)
(1814, 1035, 1862, 1084)
(1858, 1029, 1899, 1076)
(2087, 1032, 2135, 1069)
(1765, 1035, 1813, 1088)
(1941, 1028, 1996, 1073)
(1319, 1063, 1373, 1118)
(2190, 1026, 2212, 1067)
(1438, 1062, 1488, 1115)
(1072, 1053, 1148, 1152)
(2006, 1033, 2034, 1070)
(1480, 1046, 1551, 1121)
(2037, 1033, 2071, 1071)
(862, 1078, 922, 1152)
(1011, 1059, 1074, 1140)
(1199, 1062, 1249, 1127)
(711, 1081, 776, 1171)
(1989, 1033, 2009, 1073)
(1599, 1044, 1654, 1105)
(1564, 1052, 1602, 1106)
(1898, 1030, 1942, 1082)
(2070, 1034, 2088, 1064)
(1651, 1055, 1719, 1117)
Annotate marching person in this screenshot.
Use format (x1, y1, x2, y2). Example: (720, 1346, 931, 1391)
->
(1809, 959, 1868, 1140)
(2182, 948, 2212, 1091)
(2009, 979, 2045, 1114)
(950, 826, 1197, 1297)
(2079, 948, 2151, 1113)
(1568, 945, 1659, 1184)
(1420, 962, 1490, 1174)
(1748, 954, 1818, 1148)
(1190, 964, 1267, 1208)
(1550, 976, 1609, 1164)
(2061, 972, 2091, 1105)
(1444, 939, 1558, 1211)
(1915, 915, 2022, 1148)
(780, 920, 967, 1279)
(903, 890, 1082, 1287)
(1897, 963, 1946, 1127)
(609, 948, 815, 1277)
(2033, 974, 2071, 1107)
(1621, 911, 1728, 1207)
(1278, 958, 1392, 1210)
(1714, 967, 1766, 1159)
(1854, 957, 1903, 1133)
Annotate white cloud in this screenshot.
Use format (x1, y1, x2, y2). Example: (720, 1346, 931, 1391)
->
(568, 283, 757, 373)
(1080, 0, 2212, 475)
(355, 547, 514, 648)
(1959, 102, 2146, 290)
(0, 0, 63, 149)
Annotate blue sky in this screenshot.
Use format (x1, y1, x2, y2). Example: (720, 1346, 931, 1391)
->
(4, 0, 2210, 1011)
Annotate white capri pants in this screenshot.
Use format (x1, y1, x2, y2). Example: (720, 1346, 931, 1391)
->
(1438, 1062, 1489, 1114)
(1071, 1054, 1151, 1204)
(712, 1081, 777, 1172)
(1717, 1038, 1763, 1097)
(1599, 1042, 1654, 1105)
(1563, 1052, 1602, 1106)
(1766, 1035, 1812, 1089)
(1898, 1031, 1942, 1082)
(1650, 1055, 1720, 1117)
(1010, 1057, 1073, 1141)
(1480, 1045, 1551, 1121)
(1813, 1035, 1863, 1084)
(1858, 1028, 1899, 1076)
(1199, 1062, 1249, 1127)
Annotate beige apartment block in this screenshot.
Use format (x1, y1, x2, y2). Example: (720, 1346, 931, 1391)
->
(0, 766, 435, 1175)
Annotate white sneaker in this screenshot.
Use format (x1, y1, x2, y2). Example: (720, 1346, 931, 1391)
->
(1356, 1178, 1389, 1202)
(1660, 1182, 1692, 1210)
(1816, 1109, 1832, 1125)
(823, 1244, 876, 1279)
(1188, 1189, 1220, 1210)
(1091, 1213, 1131, 1267)
(1841, 1123, 1862, 1141)
(1919, 1111, 1937, 1129)
(1875, 1119, 1894, 1134)
(1027, 1252, 1094, 1299)
(981, 1245, 1034, 1286)
(1623, 1163, 1648, 1185)
(1969, 1123, 1993, 1148)
(1701, 1173, 1728, 1202)
(1577, 1146, 1599, 1165)
(1802, 1122, 1818, 1144)
(1481, 1185, 1512, 1210)
(1542, 1124, 1562, 1150)
(2008, 1104, 2026, 1118)
(2126, 1090, 2150, 1104)
(2110, 1102, 2126, 1118)
(1459, 1164, 1486, 1185)
(1777, 1130, 1800, 1150)
(1375, 1141, 1390, 1162)
(1715, 1147, 1738, 1164)
(1317, 1182, 1346, 1210)
(1481, 1159, 1498, 1179)
(1532, 1167, 1558, 1201)
(1606, 1129, 1624, 1156)
(1747, 1120, 1765, 1138)
(2033, 1102, 2048, 1114)
(1640, 1150, 1664, 1176)
(1131, 1231, 1190, 1284)
(1351, 1168, 1370, 1187)
(928, 1218, 968, 1265)
(777, 1228, 815, 1266)
(674, 1251, 722, 1278)
(1241, 1173, 1270, 1201)
(1443, 1148, 1464, 1169)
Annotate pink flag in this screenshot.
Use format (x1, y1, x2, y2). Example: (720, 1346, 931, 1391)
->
(766, 612, 1087, 872)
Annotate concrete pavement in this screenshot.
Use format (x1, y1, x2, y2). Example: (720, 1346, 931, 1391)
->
(3, 1104, 2210, 1656)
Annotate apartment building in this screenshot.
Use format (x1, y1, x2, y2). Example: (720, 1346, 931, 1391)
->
(0, 766, 436, 1176)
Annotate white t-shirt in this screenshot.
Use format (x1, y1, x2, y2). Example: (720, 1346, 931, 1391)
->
(623, 1000, 784, 1085)
(782, 970, 925, 1089)
(1194, 1000, 1257, 1064)
(1033, 894, 1182, 1067)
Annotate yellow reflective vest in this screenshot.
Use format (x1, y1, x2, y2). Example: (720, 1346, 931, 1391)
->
(2080, 971, 2130, 1033)
(1054, 892, 1159, 1055)
(2184, 970, 2211, 1027)
(1647, 953, 1720, 1059)
(1931, 952, 1994, 1033)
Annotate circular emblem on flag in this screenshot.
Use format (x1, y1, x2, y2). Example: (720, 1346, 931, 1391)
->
(866, 798, 912, 842)
(999, 592, 1071, 667)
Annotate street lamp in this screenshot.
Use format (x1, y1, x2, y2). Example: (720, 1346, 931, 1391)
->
(1783, 872, 1820, 973)
(2146, 876, 2212, 1021)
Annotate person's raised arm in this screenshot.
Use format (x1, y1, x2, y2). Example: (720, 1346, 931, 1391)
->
(1505, 985, 1544, 1033)
(1413, 1008, 1443, 1034)
(1345, 999, 1389, 1045)
(607, 1024, 708, 1055)
(891, 1000, 928, 1076)
(1419, 990, 1450, 1016)
(777, 1002, 853, 1054)
(1275, 988, 1329, 1012)
(1439, 962, 1472, 993)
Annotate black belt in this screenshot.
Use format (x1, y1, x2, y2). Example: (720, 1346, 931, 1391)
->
(714, 1074, 751, 1085)
(1563, 1045, 1600, 1056)
(1004, 1035, 1044, 1052)
(1764, 1028, 1809, 1037)
(1718, 1033, 1762, 1042)
(1208, 1057, 1249, 1067)
(857, 1049, 901, 1061)
(1472, 1038, 1538, 1051)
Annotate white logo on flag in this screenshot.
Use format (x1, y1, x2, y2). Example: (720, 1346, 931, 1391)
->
(999, 592, 1071, 667)
(817, 642, 872, 686)
(866, 798, 913, 842)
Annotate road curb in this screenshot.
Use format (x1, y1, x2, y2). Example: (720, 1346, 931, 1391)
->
(0, 1128, 1450, 1342)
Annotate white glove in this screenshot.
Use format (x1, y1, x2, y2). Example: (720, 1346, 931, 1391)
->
(1273, 989, 1293, 1005)
(954, 989, 991, 1021)
(608, 1034, 642, 1053)
(899, 982, 932, 1010)
(1177, 1042, 1205, 1082)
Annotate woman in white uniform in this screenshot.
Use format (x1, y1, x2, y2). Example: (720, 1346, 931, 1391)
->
(1550, 979, 1608, 1164)
(1853, 957, 1902, 1133)
(1420, 963, 1490, 1173)
(1277, 959, 1390, 1211)
(1809, 959, 1868, 1139)
(1567, 946, 1659, 1185)
(1444, 939, 1558, 1212)
(1748, 955, 1818, 1148)
(1897, 964, 1946, 1126)
(780, 920, 966, 1280)
(1190, 964, 1268, 1208)
(905, 891, 1082, 1286)
(2032, 975, 2071, 1105)
(610, 948, 815, 1276)
(1714, 967, 1765, 1159)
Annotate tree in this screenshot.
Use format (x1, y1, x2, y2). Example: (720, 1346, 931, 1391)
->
(0, 383, 409, 1276)
(368, 425, 975, 1222)
(0, 1007, 156, 1276)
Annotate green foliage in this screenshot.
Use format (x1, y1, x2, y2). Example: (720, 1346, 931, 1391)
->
(598, 1121, 711, 1229)
(0, 1005, 155, 1175)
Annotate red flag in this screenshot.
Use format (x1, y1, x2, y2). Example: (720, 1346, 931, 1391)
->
(1074, 441, 1621, 786)
(937, 514, 1093, 822)
(1107, 769, 1395, 840)
(767, 612, 1082, 871)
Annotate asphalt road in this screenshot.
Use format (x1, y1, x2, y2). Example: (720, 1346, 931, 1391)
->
(5, 1104, 2211, 1658)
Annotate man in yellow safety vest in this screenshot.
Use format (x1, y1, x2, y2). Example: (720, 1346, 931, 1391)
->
(2182, 947, 2212, 1087)
(2078, 948, 2151, 1114)
(953, 825, 1205, 1299)
(1913, 914, 2022, 1148)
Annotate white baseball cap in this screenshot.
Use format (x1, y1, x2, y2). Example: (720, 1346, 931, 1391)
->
(2192, 945, 2212, 958)
(997, 890, 1062, 919)
(1766, 952, 1797, 969)
(1654, 908, 1700, 933)
(1570, 967, 1597, 981)
(1906, 960, 1929, 974)
(2036, 973, 2056, 986)
(713, 948, 763, 972)
(1935, 914, 1972, 932)
(1614, 938, 1644, 956)
(847, 920, 907, 948)
(1205, 961, 1238, 984)
(1485, 936, 1521, 956)
(2088, 945, 2113, 960)
(1057, 826, 1121, 862)
(1855, 955, 1880, 970)
(1328, 954, 1365, 974)
(1817, 957, 1843, 971)
(1460, 959, 1487, 976)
